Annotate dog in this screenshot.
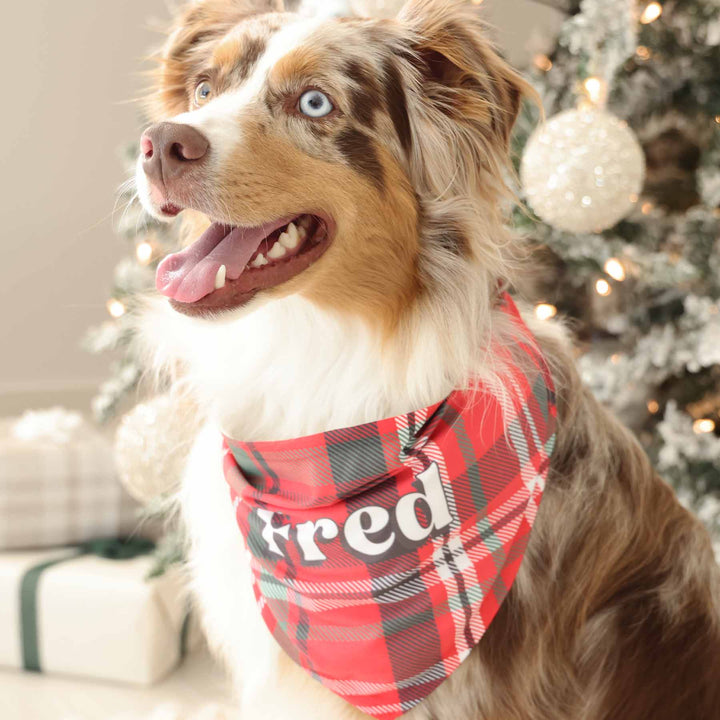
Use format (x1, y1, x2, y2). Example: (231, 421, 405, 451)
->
(134, 1, 720, 718)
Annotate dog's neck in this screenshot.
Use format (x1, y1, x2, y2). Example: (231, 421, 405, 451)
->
(142, 255, 503, 442)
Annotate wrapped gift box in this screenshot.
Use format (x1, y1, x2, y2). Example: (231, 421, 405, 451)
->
(0, 409, 140, 550)
(0, 546, 197, 686)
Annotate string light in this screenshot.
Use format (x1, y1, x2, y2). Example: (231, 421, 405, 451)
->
(715, 116, 720, 125)
(693, 418, 716, 435)
(629, 193, 639, 203)
(640, 2, 663, 24)
(533, 54, 553, 72)
(535, 303, 558, 321)
(107, 299, 126, 319)
(136, 242, 154, 265)
(604, 258, 627, 282)
(641, 201, 654, 215)
(647, 400, 660, 415)
(636, 46, 651, 60)
(611, 354, 622, 365)
(595, 279, 612, 297)
(583, 76, 606, 105)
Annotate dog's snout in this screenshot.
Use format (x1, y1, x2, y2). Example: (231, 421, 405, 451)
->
(141, 122, 209, 187)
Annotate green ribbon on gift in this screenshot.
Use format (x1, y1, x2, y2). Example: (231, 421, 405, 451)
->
(19, 537, 156, 673)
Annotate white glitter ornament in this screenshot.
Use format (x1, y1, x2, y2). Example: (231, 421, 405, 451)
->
(114, 394, 204, 504)
(521, 108, 646, 234)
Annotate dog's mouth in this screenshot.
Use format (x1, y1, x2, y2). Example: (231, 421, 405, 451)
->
(156, 213, 334, 316)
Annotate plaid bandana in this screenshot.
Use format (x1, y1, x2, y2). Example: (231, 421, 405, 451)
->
(223, 294, 557, 719)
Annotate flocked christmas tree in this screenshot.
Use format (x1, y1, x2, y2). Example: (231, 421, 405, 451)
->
(513, 0, 720, 551)
(86, 0, 720, 559)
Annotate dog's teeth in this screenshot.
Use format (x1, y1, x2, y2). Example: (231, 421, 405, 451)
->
(280, 223, 300, 250)
(214, 265, 227, 290)
(251, 253, 268, 268)
(298, 226, 308, 241)
(267, 241, 287, 259)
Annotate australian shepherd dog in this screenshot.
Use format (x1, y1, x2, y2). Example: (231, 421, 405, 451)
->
(134, 1, 720, 718)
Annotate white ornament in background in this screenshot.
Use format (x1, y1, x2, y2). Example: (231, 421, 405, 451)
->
(12, 407, 83, 444)
(115, 394, 204, 505)
(521, 108, 646, 234)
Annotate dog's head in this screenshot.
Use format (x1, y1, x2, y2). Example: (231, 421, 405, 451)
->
(137, 0, 531, 330)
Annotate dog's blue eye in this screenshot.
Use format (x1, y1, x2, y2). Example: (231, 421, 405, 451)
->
(299, 90, 333, 118)
(194, 81, 213, 106)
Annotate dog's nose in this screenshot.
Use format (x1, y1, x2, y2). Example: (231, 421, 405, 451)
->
(141, 122, 209, 187)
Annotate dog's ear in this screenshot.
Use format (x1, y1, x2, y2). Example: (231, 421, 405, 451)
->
(148, 0, 284, 119)
(397, 0, 535, 198)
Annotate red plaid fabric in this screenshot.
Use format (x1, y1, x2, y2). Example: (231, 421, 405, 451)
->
(223, 294, 557, 719)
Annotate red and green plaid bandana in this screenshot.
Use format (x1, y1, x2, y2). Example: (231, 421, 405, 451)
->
(223, 294, 557, 719)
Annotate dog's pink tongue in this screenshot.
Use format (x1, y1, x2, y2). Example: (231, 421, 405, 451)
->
(156, 223, 271, 304)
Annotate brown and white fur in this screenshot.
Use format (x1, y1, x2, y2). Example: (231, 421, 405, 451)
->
(134, 1, 720, 718)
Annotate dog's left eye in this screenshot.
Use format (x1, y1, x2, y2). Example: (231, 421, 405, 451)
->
(298, 90, 334, 118)
(194, 81, 213, 107)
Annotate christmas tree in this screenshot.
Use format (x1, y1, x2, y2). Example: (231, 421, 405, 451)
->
(513, 0, 720, 551)
(86, 0, 720, 555)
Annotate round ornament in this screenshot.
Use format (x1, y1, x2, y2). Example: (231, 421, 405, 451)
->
(114, 394, 203, 504)
(521, 108, 646, 234)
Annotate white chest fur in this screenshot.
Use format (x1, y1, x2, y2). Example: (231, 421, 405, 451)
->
(143, 288, 520, 718)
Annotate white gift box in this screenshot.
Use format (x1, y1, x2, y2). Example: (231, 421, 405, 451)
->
(0, 409, 140, 550)
(0, 547, 197, 686)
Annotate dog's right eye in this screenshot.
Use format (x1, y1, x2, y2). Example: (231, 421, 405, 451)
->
(298, 90, 334, 119)
(194, 81, 213, 107)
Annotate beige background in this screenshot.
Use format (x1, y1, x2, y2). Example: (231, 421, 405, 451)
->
(0, 0, 563, 416)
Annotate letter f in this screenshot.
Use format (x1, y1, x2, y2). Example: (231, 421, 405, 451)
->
(256, 509, 291, 557)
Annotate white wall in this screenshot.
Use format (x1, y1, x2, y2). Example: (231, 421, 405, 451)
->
(0, 0, 172, 413)
(0, 0, 563, 415)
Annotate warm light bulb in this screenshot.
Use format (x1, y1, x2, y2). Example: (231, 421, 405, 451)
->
(636, 46, 651, 60)
(136, 242, 154, 265)
(595, 279, 612, 297)
(693, 418, 716, 435)
(583, 77, 605, 105)
(647, 400, 660, 415)
(604, 258, 627, 282)
(640, 2, 663, 24)
(533, 54, 553, 73)
(535, 303, 558, 321)
(641, 201, 654, 215)
(107, 299, 126, 319)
